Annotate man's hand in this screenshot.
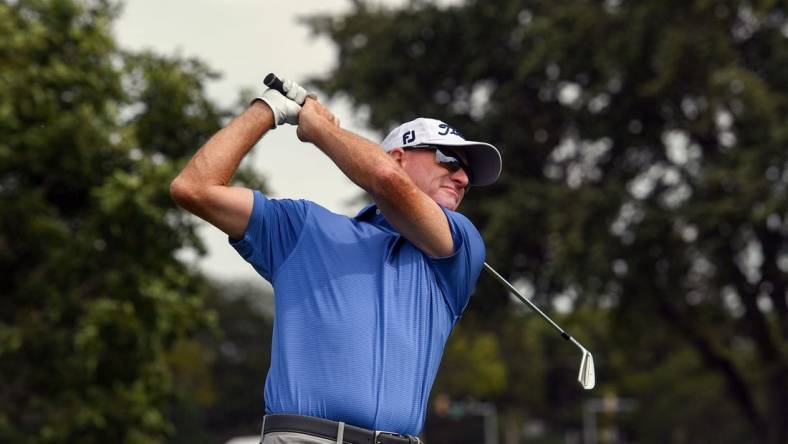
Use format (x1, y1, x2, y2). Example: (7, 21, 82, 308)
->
(296, 98, 340, 143)
(254, 78, 310, 127)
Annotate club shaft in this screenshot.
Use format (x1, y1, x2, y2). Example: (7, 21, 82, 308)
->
(483, 262, 571, 341)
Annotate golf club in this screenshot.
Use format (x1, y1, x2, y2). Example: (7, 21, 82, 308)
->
(263, 72, 595, 389)
(484, 263, 596, 390)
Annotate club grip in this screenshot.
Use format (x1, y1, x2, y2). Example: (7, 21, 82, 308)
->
(264, 73, 286, 96)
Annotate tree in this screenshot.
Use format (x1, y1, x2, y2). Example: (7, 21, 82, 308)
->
(305, 0, 788, 442)
(167, 280, 274, 444)
(0, 1, 261, 442)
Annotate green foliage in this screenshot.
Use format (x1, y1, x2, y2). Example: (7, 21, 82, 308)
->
(307, 0, 788, 442)
(0, 1, 255, 442)
(167, 281, 274, 444)
(435, 321, 508, 399)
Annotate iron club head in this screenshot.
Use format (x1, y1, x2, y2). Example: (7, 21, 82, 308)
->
(571, 337, 596, 390)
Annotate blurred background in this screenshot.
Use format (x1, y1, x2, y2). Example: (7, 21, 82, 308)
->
(2, 0, 787, 443)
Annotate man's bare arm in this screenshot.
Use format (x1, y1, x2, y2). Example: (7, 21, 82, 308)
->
(170, 102, 273, 239)
(297, 99, 454, 257)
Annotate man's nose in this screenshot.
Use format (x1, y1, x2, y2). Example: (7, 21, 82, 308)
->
(451, 167, 470, 189)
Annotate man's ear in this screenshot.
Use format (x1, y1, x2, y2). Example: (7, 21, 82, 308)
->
(387, 147, 405, 165)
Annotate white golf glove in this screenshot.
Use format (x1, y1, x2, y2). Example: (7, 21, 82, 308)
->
(254, 78, 312, 127)
(282, 78, 311, 105)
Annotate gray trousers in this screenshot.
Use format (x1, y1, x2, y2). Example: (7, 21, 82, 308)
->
(260, 415, 345, 444)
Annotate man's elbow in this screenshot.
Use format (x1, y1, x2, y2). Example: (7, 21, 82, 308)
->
(170, 176, 202, 209)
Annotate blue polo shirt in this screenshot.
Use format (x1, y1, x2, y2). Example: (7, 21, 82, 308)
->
(230, 191, 485, 435)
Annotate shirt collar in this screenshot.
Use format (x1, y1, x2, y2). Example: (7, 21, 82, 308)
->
(353, 203, 395, 230)
(354, 203, 379, 221)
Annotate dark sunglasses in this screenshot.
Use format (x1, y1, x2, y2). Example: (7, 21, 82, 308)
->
(406, 145, 474, 184)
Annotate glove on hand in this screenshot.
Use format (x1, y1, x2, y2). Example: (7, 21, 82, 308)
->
(281, 78, 311, 106)
(254, 78, 312, 127)
(254, 87, 301, 127)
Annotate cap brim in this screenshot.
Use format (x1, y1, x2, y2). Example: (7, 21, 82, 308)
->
(437, 141, 502, 186)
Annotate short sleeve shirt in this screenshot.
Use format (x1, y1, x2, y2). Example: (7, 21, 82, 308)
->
(230, 191, 485, 435)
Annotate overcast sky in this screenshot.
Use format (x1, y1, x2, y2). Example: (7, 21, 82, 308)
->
(114, 0, 393, 283)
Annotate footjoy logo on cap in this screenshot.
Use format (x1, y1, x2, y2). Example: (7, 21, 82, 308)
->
(438, 123, 462, 137)
(403, 130, 416, 144)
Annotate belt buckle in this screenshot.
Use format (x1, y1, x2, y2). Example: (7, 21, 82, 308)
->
(374, 431, 418, 444)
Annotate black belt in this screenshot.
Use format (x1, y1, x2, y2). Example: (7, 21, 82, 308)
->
(263, 414, 421, 444)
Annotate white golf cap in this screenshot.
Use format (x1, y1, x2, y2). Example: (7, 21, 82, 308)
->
(380, 117, 502, 186)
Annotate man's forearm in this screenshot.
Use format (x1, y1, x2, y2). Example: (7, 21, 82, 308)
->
(175, 101, 274, 188)
(308, 122, 400, 194)
(169, 101, 275, 238)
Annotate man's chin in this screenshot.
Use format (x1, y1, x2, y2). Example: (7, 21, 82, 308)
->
(437, 195, 460, 211)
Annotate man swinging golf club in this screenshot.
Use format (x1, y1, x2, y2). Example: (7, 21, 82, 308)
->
(170, 76, 501, 443)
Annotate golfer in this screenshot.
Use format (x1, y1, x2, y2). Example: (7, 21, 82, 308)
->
(170, 78, 502, 444)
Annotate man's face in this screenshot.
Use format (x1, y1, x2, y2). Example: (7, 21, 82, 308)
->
(396, 147, 471, 211)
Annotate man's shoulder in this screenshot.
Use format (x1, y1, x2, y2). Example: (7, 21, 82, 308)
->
(443, 207, 482, 235)
(273, 198, 363, 232)
(255, 192, 347, 218)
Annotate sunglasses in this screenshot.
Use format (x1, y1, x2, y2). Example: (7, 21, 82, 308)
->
(406, 145, 474, 184)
